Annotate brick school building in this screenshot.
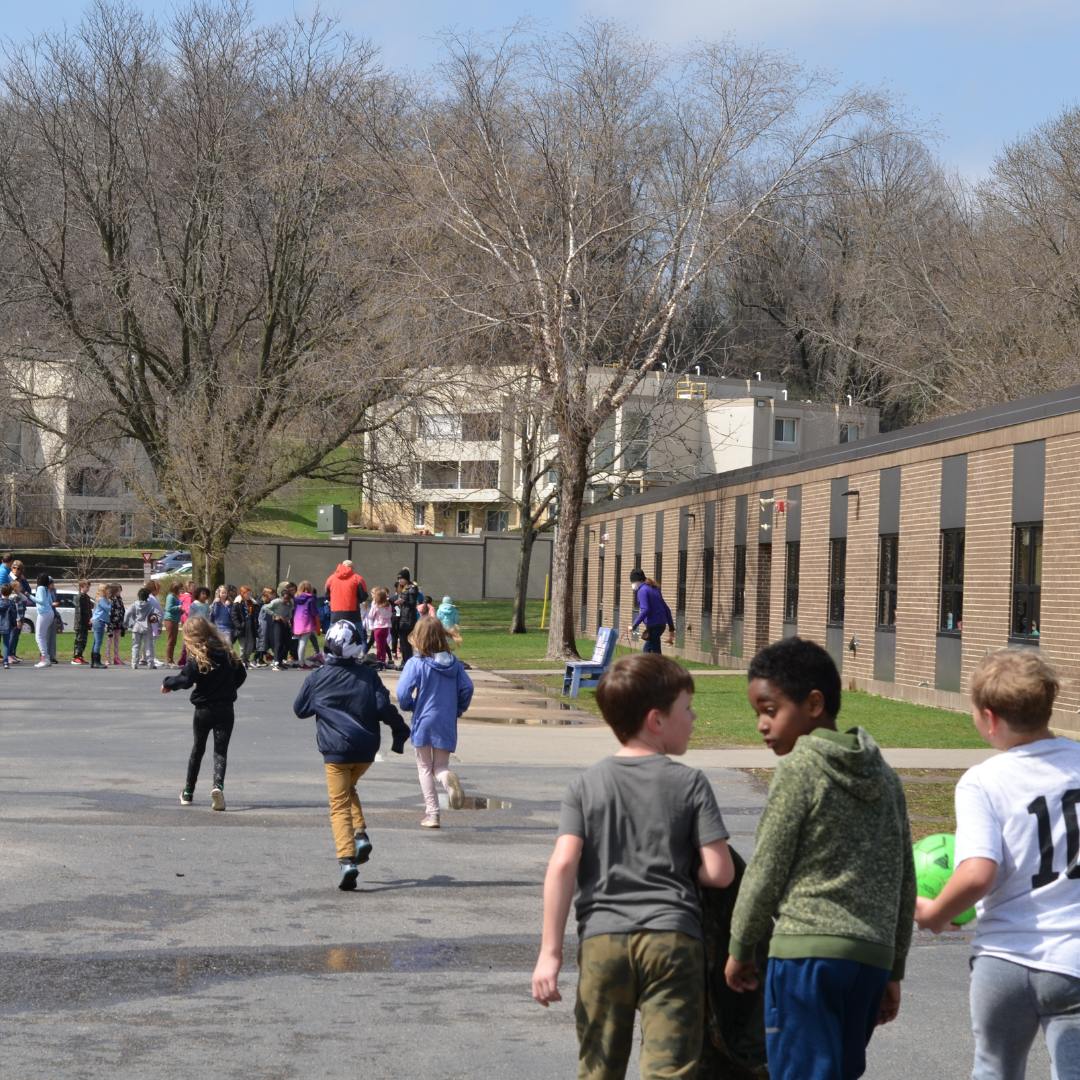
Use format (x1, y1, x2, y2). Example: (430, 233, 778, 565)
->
(576, 384, 1080, 736)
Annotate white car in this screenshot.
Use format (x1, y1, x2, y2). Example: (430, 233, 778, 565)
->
(152, 562, 192, 581)
(20, 589, 79, 635)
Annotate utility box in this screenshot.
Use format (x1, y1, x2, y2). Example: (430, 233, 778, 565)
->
(317, 504, 349, 535)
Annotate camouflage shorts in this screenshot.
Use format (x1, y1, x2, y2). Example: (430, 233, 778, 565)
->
(575, 930, 705, 1080)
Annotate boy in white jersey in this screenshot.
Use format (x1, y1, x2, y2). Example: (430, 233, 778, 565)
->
(916, 649, 1080, 1080)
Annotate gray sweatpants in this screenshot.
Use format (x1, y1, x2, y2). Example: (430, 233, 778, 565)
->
(971, 955, 1080, 1080)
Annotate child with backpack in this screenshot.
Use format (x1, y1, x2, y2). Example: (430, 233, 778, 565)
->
(292, 620, 411, 890)
(531, 653, 734, 1077)
(395, 615, 474, 829)
(916, 649, 1080, 1080)
(726, 637, 915, 1080)
(163, 616, 247, 811)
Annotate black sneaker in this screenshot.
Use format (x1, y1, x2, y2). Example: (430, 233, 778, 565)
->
(180, 791, 193, 805)
(338, 863, 359, 891)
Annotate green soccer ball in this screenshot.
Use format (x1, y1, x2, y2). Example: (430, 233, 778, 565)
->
(913, 833, 976, 926)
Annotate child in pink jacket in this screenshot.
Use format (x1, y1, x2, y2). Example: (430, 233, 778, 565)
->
(292, 581, 322, 668)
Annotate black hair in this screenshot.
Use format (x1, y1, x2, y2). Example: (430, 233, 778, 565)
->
(37, 572, 51, 587)
(747, 637, 842, 720)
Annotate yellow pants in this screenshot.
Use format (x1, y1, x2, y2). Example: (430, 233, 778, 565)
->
(325, 762, 372, 859)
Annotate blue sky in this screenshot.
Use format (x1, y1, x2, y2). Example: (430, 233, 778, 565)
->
(3, 0, 1077, 177)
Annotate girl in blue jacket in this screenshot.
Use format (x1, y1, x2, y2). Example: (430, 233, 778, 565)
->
(395, 616, 474, 829)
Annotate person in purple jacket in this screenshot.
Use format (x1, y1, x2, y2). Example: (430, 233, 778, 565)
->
(628, 567, 675, 654)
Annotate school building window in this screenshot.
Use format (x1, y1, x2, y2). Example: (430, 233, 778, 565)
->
(484, 508, 509, 531)
(676, 550, 688, 614)
(119, 513, 135, 541)
(580, 556, 588, 631)
(733, 545, 746, 618)
(701, 547, 714, 617)
(785, 540, 800, 620)
(414, 503, 427, 528)
(1012, 523, 1042, 639)
(633, 551, 641, 611)
(774, 418, 797, 444)
(940, 529, 964, 632)
(828, 538, 846, 625)
(614, 554, 622, 609)
(653, 551, 663, 585)
(878, 535, 898, 627)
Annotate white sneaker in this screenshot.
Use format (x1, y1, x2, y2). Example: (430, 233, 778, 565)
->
(34, 660, 50, 668)
(210, 787, 226, 811)
(444, 772, 465, 810)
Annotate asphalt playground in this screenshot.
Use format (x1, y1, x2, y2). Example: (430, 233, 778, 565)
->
(0, 664, 1053, 1078)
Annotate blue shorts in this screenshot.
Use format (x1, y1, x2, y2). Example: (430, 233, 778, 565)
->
(765, 957, 890, 1080)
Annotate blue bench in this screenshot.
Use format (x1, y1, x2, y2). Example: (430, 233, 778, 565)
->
(562, 627, 619, 698)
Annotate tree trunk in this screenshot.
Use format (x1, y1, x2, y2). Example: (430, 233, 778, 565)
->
(192, 536, 230, 590)
(545, 452, 588, 660)
(509, 524, 537, 634)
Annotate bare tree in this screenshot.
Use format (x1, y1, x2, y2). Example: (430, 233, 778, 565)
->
(374, 22, 903, 657)
(0, 1, 413, 586)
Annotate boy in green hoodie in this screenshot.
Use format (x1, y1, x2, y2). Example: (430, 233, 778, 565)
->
(725, 636, 915, 1080)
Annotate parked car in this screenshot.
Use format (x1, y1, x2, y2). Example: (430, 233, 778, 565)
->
(151, 562, 192, 581)
(20, 588, 79, 635)
(152, 551, 191, 573)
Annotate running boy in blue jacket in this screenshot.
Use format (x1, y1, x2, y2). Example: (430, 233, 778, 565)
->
(293, 620, 411, 890)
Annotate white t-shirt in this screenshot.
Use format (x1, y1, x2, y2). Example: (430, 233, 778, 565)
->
(954, 737, 1080, 978)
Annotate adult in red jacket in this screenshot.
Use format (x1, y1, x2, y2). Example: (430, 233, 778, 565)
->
(325, 561, 368, 627)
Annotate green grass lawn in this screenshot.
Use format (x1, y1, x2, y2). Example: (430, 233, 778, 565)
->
(535, 674, 985, 750)
(238, 478, 363, 540)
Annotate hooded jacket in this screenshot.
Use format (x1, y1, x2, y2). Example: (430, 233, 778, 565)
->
(292, 655, 410, 763)
(325, 564, 368, 612)
(729, 726, 916, 980)
(395, 651, 474, 752)
(292, 591, 320, 635)
(435, 599, 459, 629)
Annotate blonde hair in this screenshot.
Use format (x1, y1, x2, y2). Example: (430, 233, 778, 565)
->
(181, 616, 238, 674)
(971, 649, 1059, 732)
(261, 587, 276, 603)
(408, 615, 452, 657)
(298, 580, 313, 594)
(95, 583, 110, 600)
(372, 586, 389, 606)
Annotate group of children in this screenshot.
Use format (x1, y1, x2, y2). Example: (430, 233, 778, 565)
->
(163, 605, 474, 886)
(529, 638, 1080, 1080)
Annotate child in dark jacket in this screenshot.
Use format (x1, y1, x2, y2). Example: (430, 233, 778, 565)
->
(396, 616, 474, 829)
(163, 616, 248, 811)
(72, 578, 92, 665)
(293, 620, 411, 890)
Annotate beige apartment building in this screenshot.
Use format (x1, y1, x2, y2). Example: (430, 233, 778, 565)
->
(366, 372, 877, 535)
(576, 383, 1080, 737)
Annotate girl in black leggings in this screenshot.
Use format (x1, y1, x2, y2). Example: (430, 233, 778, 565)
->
(163, 616, 247, 811)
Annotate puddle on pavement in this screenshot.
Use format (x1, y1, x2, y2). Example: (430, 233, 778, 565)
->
(466, 715, 583, 725)
(437, 795, 513, 810)
(0, 938, 553, 1013)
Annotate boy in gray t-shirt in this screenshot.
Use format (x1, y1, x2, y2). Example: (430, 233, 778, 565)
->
(532, 654, 733, 1079)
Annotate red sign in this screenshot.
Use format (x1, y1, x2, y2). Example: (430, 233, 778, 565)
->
(141, 551, 154, 562)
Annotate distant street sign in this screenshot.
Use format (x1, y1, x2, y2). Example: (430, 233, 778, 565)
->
(142, 551, 154, 584)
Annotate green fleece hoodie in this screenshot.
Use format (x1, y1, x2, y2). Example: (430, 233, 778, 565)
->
(729, 726, 916, 979)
